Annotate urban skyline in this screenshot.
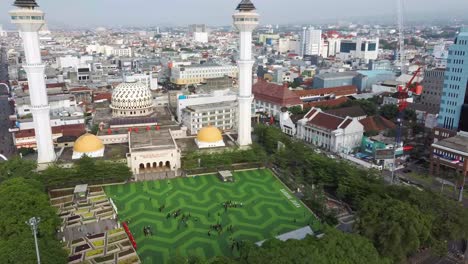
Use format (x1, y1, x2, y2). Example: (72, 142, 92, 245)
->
(0, 0, 468, 28)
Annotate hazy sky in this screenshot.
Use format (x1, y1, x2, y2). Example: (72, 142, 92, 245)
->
(0, 0, 467, 28)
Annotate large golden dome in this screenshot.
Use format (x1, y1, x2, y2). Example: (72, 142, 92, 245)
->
(73, 133, 105, 153)
(197, 126, 223, 143)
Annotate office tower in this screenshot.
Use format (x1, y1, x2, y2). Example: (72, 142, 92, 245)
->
(438, 29, 468, 131)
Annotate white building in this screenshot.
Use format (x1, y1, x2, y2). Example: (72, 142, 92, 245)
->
(194, 32, 209, 43)
(301, 27, 322, 56)
(57, 55, 93, 70)
(181, 101, 238, 135)
(16, 94, 78, 117)
(337, 38, 379, 62)
(296, 108, 364, 154)
(85, 44, 132, 57)
(124, 73, 158, 90)
(170, 64, 238, 85)
(277, 38, 299, 54)
(176, 89, 237, 121)
(0, 25, 7, 37)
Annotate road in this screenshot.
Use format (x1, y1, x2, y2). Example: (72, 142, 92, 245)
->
(0, 44, 16, 160)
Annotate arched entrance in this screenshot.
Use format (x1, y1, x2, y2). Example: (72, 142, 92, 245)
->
(165, 161, 171, 168)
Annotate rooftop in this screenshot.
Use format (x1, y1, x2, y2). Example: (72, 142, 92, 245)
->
(253, 80, 302, 106)
(130, 128, 176, 151)
(315, 72, 359, 80)
(256, 226, 314, 246)
(325, 106, 366, 119)
(433, 132, 468, 155)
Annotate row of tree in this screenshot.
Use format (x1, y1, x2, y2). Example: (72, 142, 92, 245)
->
(182, 145, 267, 170)
(170, 228, 389, 264)
(253, 124, 468, 263)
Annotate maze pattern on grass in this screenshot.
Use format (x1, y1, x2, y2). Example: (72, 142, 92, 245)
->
(105, 169, 317, 264)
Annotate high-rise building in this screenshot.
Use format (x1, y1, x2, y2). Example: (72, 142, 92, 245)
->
(438, 29, 468, 131)
(233, 0, 259, 146)
(10, 0, 56, 163)
(300, 27, 322, 57)
(415, 68, 445, 115)
(189, 24, 208, 43)
(337, 38, 379, 62)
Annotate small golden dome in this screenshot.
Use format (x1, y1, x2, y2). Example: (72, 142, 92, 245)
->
(197, 126, 223, 143)
(73, 133, 105, 153)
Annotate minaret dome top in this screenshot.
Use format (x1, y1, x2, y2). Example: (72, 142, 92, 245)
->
(236, 0, 256, 11)
(13, 0, 39, 8)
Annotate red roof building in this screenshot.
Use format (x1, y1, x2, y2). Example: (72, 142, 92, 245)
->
(253, 80, 302, 117)
(297, 107, 364, 153)
(13, 124, 86, 149)
(359, 116, 396, 133)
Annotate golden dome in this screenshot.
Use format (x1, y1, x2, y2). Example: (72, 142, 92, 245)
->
(197, 126, 223, 143)
(73, 133, 105, 153)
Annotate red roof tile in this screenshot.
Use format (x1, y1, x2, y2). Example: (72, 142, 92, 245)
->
(359, 116, 396, 132)
(22, 82, 65, 91)
(253, 80, 302, 106)
(307, 112, 345, 130)
(14, 124, 86, 139)
(303, 97, 349, 108)
(294, 85, 357, 98)
(94, 93, 112, 102)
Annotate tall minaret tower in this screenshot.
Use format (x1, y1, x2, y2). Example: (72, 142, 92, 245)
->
(233, 0, 259, 147)
(10, 0, 55, 163)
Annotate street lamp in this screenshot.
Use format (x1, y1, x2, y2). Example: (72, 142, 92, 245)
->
(26, 217, 41, 264)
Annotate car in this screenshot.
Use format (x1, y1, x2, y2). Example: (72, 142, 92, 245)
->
(327, 154, 336, 159)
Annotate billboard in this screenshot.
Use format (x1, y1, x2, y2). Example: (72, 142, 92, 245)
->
(374, 149, 395, 160)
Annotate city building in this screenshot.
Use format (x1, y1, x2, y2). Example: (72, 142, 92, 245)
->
(170, 64, 238, 85)
(312, 72, 359, 89)
(438, 29, 468, 131)
(300, 27, 322, 57)
(337, 38, 379, 62)
(124, 73, 158, 90)
(293, 85, 357, 103)
(181, 101, 237, 135)
(430, 131, 468, 178)
(233, 0, 259, 146)
(415, 68, 445, 114)
(176, 89, 237, 122)
(189, 24, 209, 43)
(252, 80, 302, 118)
(296, 108, 364, 154)
(10, 0, 56, 163)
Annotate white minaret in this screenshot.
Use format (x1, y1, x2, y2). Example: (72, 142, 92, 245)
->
(10, 0, 55, 163)
(233, 0, 259, 147)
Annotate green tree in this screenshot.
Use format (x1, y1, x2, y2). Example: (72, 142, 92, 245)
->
(238, 228, 388, 264)
(355, 196, 432, 262)
(0, 157, 37, 183)
(288, 106, 303, 115)
(0, 178, 67, 263)
(379, 104, 399, 120)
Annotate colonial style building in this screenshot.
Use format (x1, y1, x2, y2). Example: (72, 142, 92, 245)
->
(296, 108, 364, 154)
(430, 131, 468, 178)
(252, 80, 302, 118)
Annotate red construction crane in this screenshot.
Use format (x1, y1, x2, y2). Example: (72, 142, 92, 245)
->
(397, 66, 423, 112)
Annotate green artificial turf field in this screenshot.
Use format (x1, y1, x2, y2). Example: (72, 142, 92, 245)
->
(105, 169, 318, 263)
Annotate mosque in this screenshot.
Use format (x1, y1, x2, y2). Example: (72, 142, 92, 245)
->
(65, 81, 234, 180)
(14, 0, 258, 180)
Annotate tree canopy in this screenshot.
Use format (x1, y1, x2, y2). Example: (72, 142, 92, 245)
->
(254, 125, 468, 262)
(0, 177, 67, 264)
